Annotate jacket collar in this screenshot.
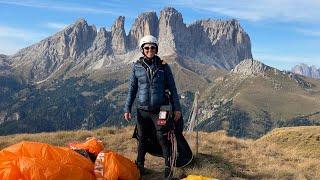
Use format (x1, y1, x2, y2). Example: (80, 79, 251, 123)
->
(140, 55, 161, 65)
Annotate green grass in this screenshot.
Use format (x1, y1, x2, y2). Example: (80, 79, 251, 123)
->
(198, 69, 320, 138)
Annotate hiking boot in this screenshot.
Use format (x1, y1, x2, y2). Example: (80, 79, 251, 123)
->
(163, 166, 173, 180)
(135, 161, 147, 175)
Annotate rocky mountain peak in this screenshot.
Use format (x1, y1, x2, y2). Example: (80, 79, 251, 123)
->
(160, 7, 183, 20)
(64, 18, 96, 37)
(292, 63, 320, 79)
(311, 65, 318, 69)
(9, 18, 97, 81)
(187, 18, 252, 69)
(89, 27, 112, 57)
(111, 16, 125, 30)
(62, 18, 97, 59)
(0, 54, 8, 59)
(98, 27, 107, 36)
(74, 18, 87, 27)
(6, 7, 253, 82)
(0, 54, 8, 63)
(128, 12, 159, 50)
(228, 19, 240, 27)
(62, 18, 89, 35)
(231, 59, 272, 75)
(158, 7, 188, 56)
(111, 16, 127, 54)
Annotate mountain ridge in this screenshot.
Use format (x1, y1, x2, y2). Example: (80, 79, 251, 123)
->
(198, 59, 320, 138)
(5, 7, 252, 83)
(292, 63, 320, 79)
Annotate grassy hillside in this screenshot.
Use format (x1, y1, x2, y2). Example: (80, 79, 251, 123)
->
(257, 126, 320, 157)
(233, 72, 320, 120)
(198, 67, 320, 138)
(1, 126, 319, 179)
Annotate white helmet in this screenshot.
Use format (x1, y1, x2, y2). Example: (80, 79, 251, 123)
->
(139, 35, 158, 48)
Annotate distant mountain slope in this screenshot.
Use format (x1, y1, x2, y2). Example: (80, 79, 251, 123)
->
(292, 63, 320, 79)
(197, 59, 320, 138)
(0, 54, 11, 74)
(0, 54, 223, 135)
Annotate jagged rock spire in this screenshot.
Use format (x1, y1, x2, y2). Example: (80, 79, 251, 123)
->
(111, 16, 127, 54)
(128, 12, 159, 50)
(8, 7, 253, 82)
(158, 7, 189, 56)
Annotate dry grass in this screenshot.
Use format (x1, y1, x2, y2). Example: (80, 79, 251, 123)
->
(201, 71, 320, 122)
(234, 76, 320, 120)
(1, 126, 320, 179)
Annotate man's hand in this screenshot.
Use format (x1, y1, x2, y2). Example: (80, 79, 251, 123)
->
(124, 112, 132, 121)
(174, 111, 181, 122)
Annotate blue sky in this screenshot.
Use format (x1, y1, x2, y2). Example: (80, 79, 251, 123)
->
(0, 0, 319, 70)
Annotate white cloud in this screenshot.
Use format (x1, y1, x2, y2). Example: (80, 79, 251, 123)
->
(0, 25, 48, 41)
(295, 28, 320, 37)
(45, 22, 67, 30)
(0, 40, 26, 55)
(171, 0, 320, 23)
(0, 0, 120, 15)
(0, 25, 49, 55)
(254, 52, 320, 70)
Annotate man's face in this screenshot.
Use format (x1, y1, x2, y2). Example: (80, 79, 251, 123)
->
(143, 43, 157, 59)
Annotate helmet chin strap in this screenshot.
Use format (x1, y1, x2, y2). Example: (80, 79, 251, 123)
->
(144, 55, 155, 60)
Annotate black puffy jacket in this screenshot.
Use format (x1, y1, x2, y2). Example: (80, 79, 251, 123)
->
(124, 56, 181, 113)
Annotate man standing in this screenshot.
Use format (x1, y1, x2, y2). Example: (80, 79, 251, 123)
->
(124, 35, 181, 179)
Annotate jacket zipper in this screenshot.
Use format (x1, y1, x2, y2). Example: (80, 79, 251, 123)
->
(141, 60, 153, 108)
(141, 59, 162, 109)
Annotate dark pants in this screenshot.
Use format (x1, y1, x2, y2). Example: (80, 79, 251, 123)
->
(136, 108, 170, 167)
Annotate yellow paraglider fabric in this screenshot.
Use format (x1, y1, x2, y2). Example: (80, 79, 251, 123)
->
(182, 175, 217, 180)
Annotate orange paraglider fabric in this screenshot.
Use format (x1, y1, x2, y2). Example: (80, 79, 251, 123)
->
(0, 141, 95, 180)
(68, 137, 104, 156)
(94, 151, 140, 180)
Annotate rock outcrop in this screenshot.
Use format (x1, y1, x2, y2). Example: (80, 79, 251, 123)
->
(292, 63, 320, 79)
(128, 12, 159, 50)
(158, 7, 190, 56)
(111, 16, 127, 54)
(6, 7, 253, 82)
(10, 19, 97, 81)
(0, 54, 10, 72)
(188, 19, 252, 69)
(231, 59, 273, 76)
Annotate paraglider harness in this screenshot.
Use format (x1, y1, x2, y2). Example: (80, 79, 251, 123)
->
(136, 57, 174, 128)
(134, 57, 178, 176)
